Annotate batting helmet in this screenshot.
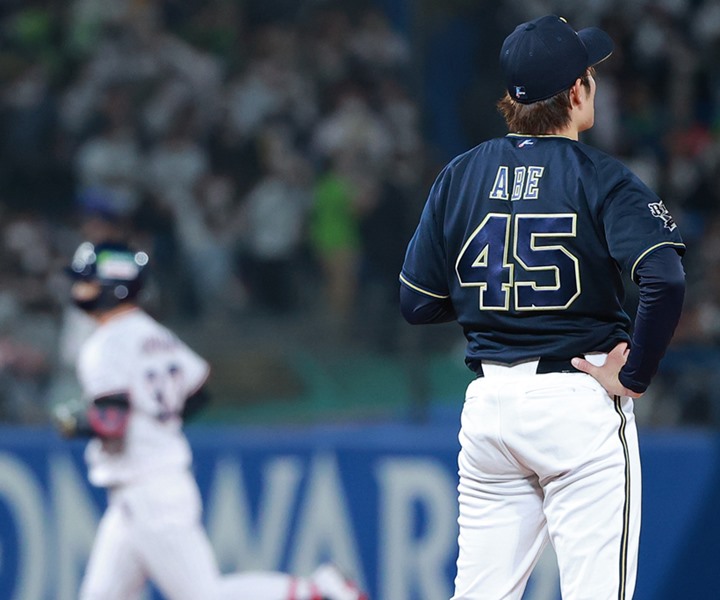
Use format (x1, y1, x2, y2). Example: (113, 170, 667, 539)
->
(66, 240, 149, 312)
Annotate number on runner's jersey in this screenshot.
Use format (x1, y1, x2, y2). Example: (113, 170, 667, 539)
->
(144, 364, 183, 421)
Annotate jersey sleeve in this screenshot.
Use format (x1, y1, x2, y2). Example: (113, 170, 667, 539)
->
(619, 246, 685, 393)
(400, 166, 452, 298)
(599, 163, 685, 280)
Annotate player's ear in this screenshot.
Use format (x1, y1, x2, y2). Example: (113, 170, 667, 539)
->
(569, 78, 583, 106)
(569, 77, 589, 110)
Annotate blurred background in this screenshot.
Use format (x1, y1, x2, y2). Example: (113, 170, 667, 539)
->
(0, 0, 720, 428)
(0, 0, 719, 599)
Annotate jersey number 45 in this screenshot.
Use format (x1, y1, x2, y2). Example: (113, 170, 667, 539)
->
(456, 213, 581, 311)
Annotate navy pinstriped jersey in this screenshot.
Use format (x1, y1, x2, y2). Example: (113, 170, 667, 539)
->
(400, 134, 685, 368)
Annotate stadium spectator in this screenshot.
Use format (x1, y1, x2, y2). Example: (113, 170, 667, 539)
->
(0, 0, 719, 427)
(238, 145, 313, 314)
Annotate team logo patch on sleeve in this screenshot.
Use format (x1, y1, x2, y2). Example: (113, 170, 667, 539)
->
(647, 201, 677, 231)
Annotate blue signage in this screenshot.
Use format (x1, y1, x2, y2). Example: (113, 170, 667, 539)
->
(0, 425, 718, 599)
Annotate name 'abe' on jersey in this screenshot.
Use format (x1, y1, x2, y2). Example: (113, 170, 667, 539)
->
(400, 134, 685, 369)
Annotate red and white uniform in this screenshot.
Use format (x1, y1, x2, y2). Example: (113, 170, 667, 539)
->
(78, 309, 208, 488)
(76, 308, 365, 600)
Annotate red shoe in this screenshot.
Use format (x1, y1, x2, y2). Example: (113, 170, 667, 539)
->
(310, 563, 368, 600)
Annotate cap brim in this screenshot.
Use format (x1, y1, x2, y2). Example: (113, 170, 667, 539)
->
(578, 27, 614, 67)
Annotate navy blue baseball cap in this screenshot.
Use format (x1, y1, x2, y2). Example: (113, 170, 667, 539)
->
(500, 15, 614, 104)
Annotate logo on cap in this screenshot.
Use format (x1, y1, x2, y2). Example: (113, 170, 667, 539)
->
(515, 86, 527, 99)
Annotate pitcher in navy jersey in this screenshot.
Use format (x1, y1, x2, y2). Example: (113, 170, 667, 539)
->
(400, 15, 685, 600)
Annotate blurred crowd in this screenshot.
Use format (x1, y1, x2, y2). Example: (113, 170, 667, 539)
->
(0, 0, 719, 427)
(0, 0, 423, 422)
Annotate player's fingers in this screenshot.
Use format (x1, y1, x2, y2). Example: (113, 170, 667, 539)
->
(608, 341, 629, 359)
(606, 342, 630, 368)
(570, 356, 596, 375)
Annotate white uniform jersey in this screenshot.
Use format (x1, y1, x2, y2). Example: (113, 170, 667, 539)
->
(77, 308, 209, 488)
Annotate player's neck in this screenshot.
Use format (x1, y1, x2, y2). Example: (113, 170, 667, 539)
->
(530, 110, 586, 140)
(549, 126, 579, 140)
(94, 303, 139, 324)
(550, 114, 598, 141)
(550, 86, 593, 140)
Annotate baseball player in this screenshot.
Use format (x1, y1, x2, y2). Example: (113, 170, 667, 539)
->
(399, 15, 686, 600)
(54, 240, 366, 600)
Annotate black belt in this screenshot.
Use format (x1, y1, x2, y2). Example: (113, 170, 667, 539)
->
(474, 357, 580, 378)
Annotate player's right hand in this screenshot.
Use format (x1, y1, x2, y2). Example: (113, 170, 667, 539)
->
(51, 403, 79, 438)
(571, 342, 643, 399)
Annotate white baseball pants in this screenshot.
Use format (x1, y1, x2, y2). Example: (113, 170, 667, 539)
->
(79, 469, 296, 600)
(452, 360, 641, 600)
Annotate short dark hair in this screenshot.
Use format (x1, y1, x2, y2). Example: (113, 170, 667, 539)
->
(497, 70, 593, 135)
